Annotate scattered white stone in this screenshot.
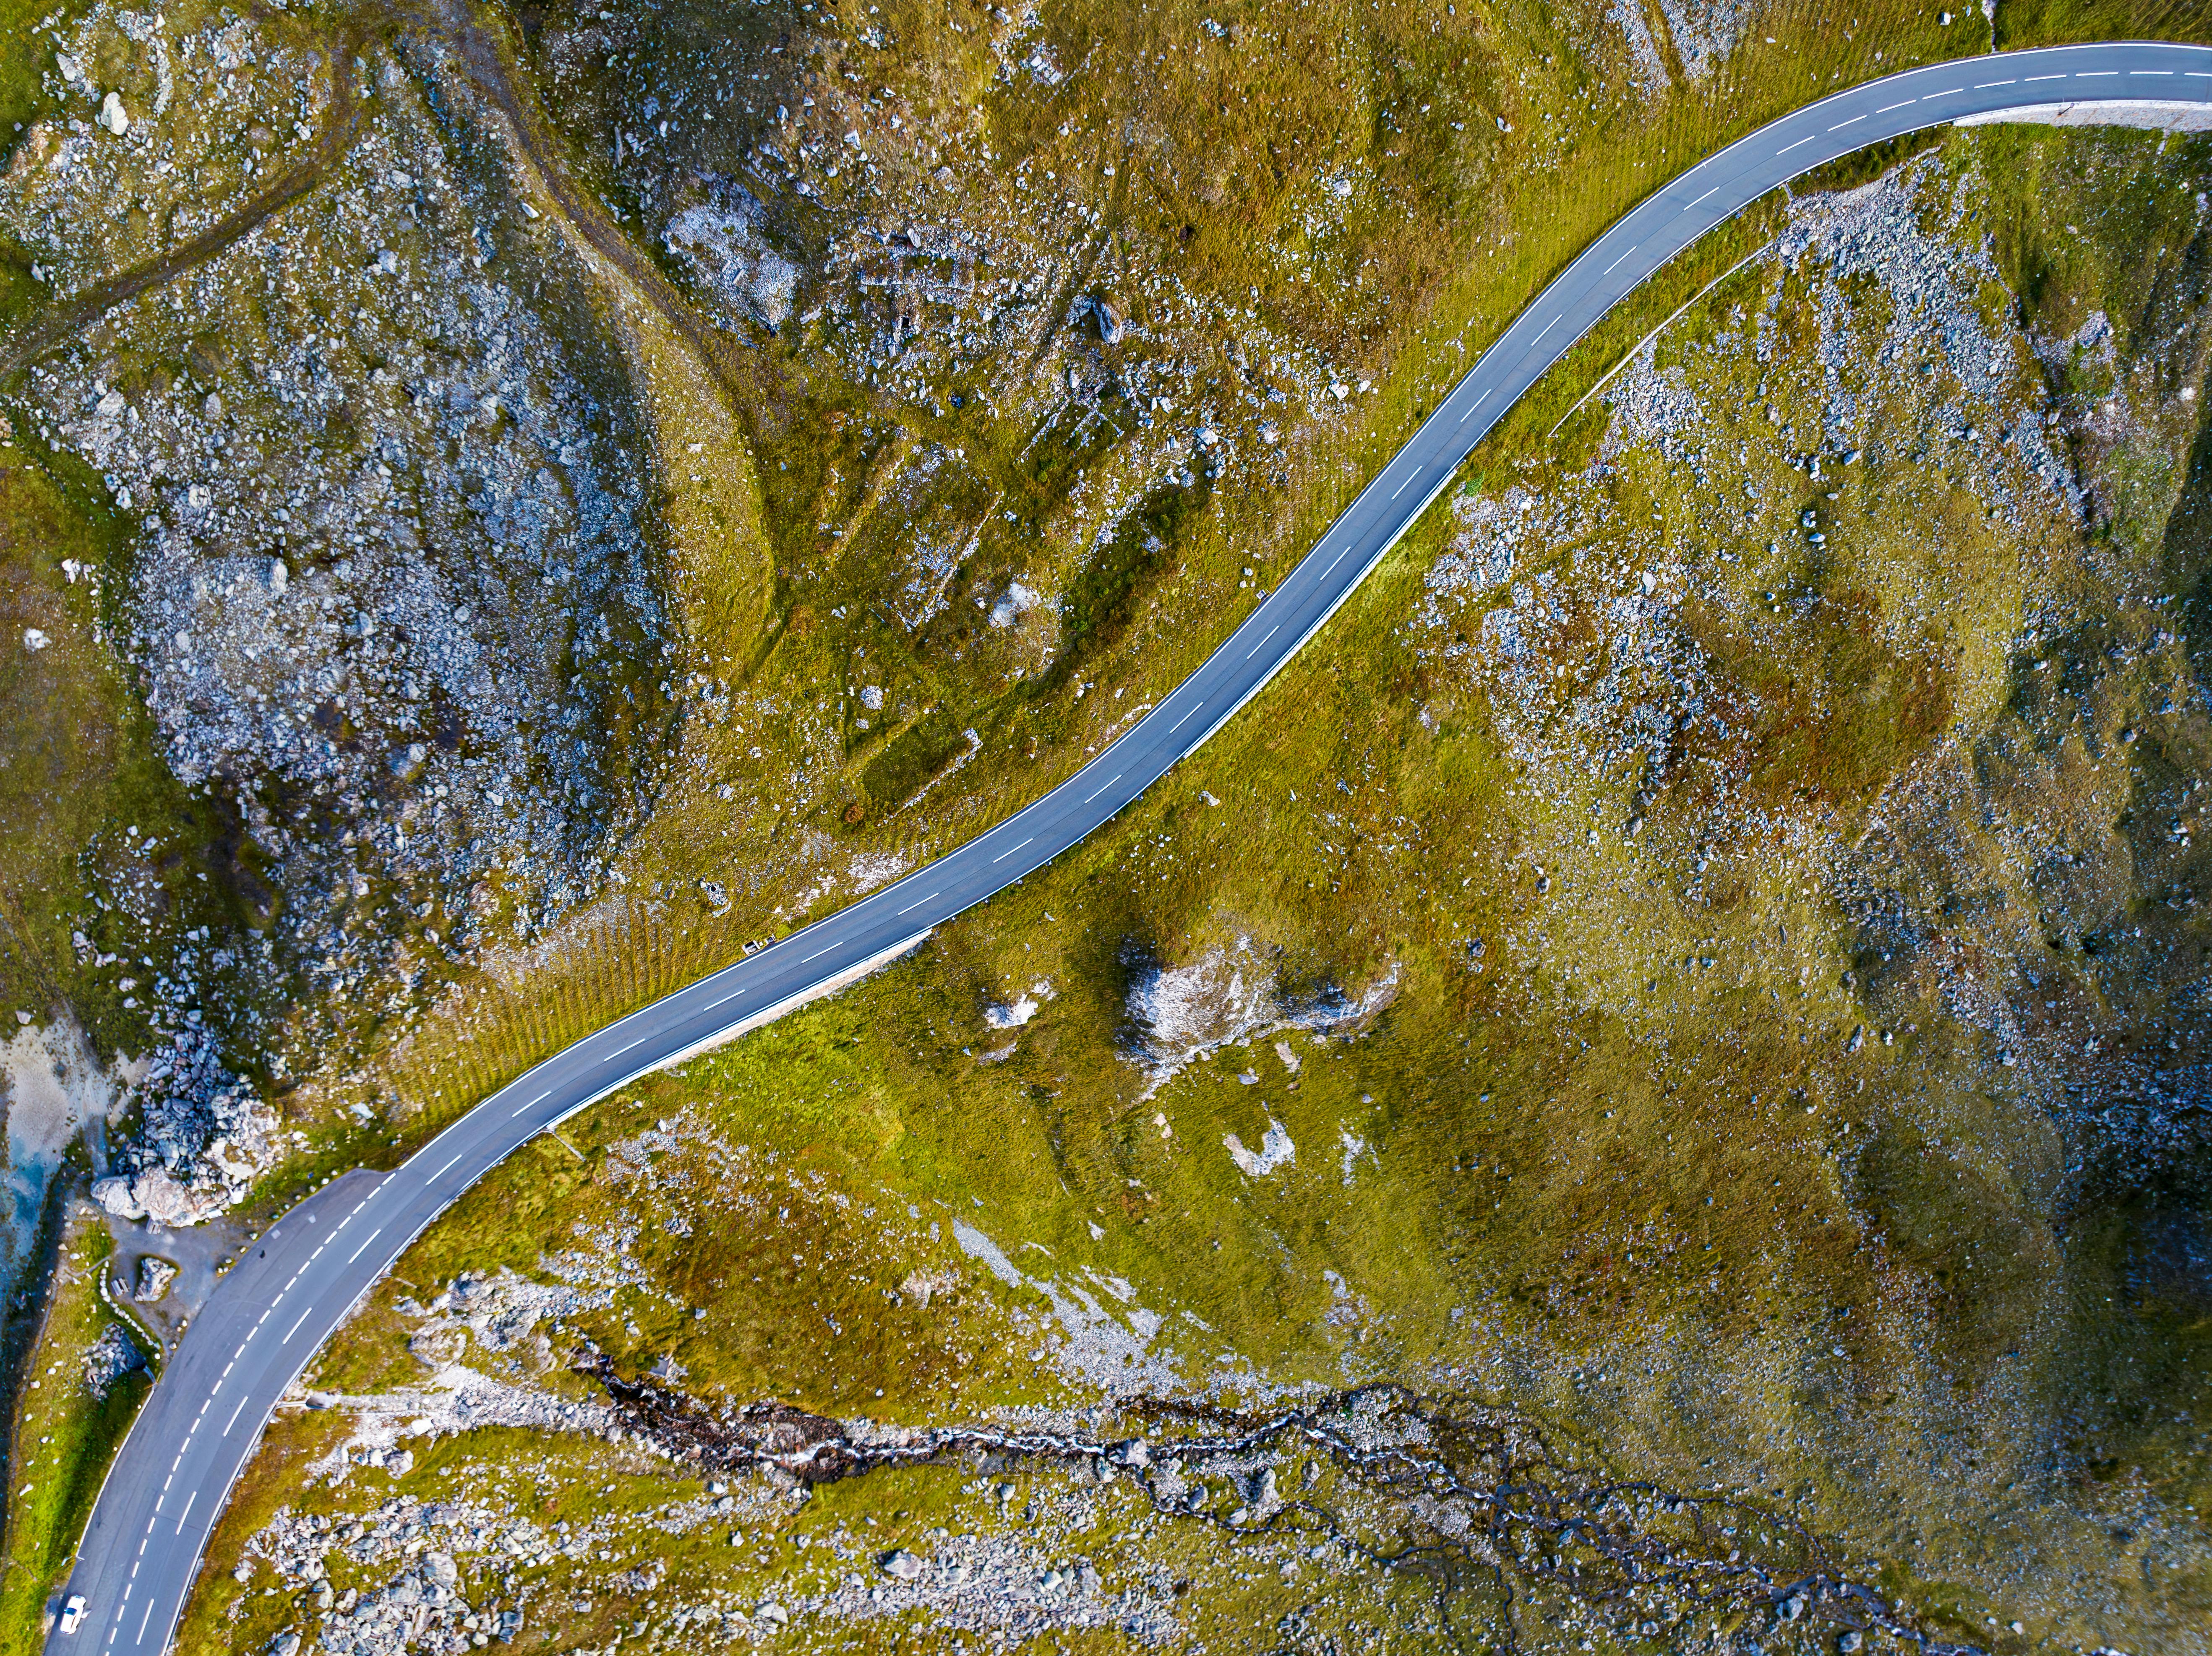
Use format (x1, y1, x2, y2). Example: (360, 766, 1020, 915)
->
(1224, 1119, 1294, 1177)
(984, 982, 1051, 1029)
(22, 628, 49, 651)
(98, 91, 129, 134)
(988, 580, 1039, 628)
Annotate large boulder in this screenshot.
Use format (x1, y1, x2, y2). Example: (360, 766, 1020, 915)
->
(91, 1168, 227, 1227)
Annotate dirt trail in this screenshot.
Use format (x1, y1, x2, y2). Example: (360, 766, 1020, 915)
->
(0, 13, 380, 391)
(413, 0, 767, 424)
(0, 0, 760, 431)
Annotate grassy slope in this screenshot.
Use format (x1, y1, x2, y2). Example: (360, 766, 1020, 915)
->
(0, 0, 2207, 1652)
(0, 1215, 152, 1655)
(189, 119, 2212, 1654)
(360, 0, 2212, 1146)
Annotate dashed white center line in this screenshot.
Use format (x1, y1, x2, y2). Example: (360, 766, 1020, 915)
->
(1169, 700, 1205, 732)
(801, 943, 839, 963)
(1776, 133, 1816, 154)
(70, 51, 2212, 1656)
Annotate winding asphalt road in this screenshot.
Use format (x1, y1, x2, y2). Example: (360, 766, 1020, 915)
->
(48, 41, 2212, 1654)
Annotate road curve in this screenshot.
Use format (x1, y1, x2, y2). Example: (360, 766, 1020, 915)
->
(49, 41, 2212, 1654)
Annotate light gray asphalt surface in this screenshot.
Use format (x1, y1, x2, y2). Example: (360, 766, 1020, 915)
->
(49, 41, 2212, 1653)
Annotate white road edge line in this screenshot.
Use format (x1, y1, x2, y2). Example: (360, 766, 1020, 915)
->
(70, 42, 2212, 1656)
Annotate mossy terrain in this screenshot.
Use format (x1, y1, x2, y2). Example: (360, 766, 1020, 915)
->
(0, 1209, 151, 1656)
(0, 445, 248, 1074)
(177, 123, 2212, 1656)
(0, 0, 2209, 1653)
